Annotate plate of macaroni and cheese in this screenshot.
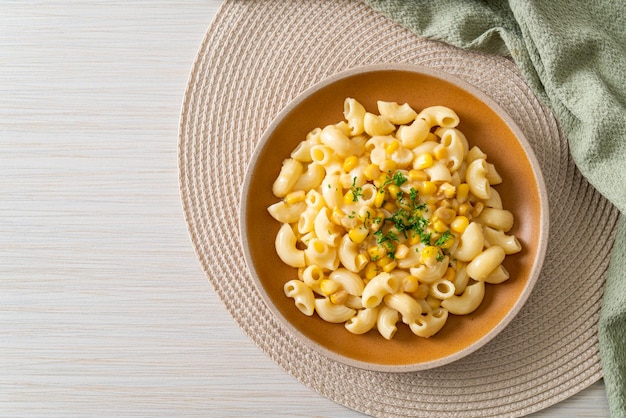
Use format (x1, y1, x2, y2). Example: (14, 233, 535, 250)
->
(240, 63, 548, 372)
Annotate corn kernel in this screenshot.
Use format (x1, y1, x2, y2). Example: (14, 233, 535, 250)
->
(364, 163, 381, 180)
(407, 231, 421, 246)
(408, 169, 428, 181)
(433, 219, 448, 233)
(444, 267, 456, 282)
(376, 255, 394, 268)
(374, 173, 389, 188)
(382, 201, 396, 212)
(438, 183, 456, 198)
(385, 140, 400, 155)
(421, 246, 440, 266)
(374, 188, 386, 207)
(343, 155, 359, 172)
(387, 184, 400, 200)
(414, 153, 434, 170)
(457, 183, 470, 202)
(344, 190, 356, 204)
(348, 226, 369, 244)
(458, 202, 472, 216)
(403, 275, 419, 293)
(284, 190, 305, 204)
(330, 290, 349, 305)
(365, 261, 380, 280)
(420, 181, 437, 196)
(379, 159, 397, 173)
(320, 279, 340, 295)
(472, 201, 485, 217)
(382, 261, 398, 273)
(394, 244, 409, 260)
(451, 215, 469, 233)
(367, 245, 387, 260)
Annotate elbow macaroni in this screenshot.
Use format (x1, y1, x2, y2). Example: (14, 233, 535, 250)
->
(267, 98, 522, 339)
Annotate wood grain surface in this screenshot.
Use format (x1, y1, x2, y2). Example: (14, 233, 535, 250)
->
(0, 1, 610, 416)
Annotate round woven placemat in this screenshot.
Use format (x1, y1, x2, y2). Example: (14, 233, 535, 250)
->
(178, 1, 620, 416)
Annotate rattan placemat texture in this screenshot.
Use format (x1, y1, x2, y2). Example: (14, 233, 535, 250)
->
(178, 1, 620, 416)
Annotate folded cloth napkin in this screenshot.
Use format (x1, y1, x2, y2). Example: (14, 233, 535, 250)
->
(361, 0, 626, 415)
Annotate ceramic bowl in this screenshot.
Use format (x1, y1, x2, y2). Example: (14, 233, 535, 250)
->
(240, 63, 549, 372)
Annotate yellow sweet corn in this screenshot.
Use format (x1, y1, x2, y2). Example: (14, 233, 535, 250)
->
(364, 261, 380, 280)
(451, 215, 469, 233)
(342, 155, 359, 172)
(456, 183, 470, 202)
(364, 163, 381, 180)
(374, 188, 386, 207)
(348, 226, 369, 244)
(420, 181, 437, 196)
(414, 153, 433, 170)
(408, 169, 428, 181)
(421, 246, 440, 266)
(284, 190, 305, 204)
(385, 140, 400, 155)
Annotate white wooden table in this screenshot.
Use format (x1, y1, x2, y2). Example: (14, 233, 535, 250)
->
(0, 1, 610, 416)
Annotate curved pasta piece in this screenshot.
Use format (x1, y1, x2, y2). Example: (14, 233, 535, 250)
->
(483, 226, 522, 254)
(284, 280, 315, 316)
(272, 158, 303, 198)
(465, 158, 491, 200)
(440, 280, 485, 315)
(377, 101, 417, 125)
(410, 256, 449, 284)
(344, 97, 366, 136)
(466, 246, 506, 281)
(429, 279, 456, 300)
(362, 272, 402, 308)
(302, 264, 325, 295)
(424, 161, 452, 182)
(377, 305, 399, 340)
(314, 298, 356, 323)
(338, 234, 367, 273)
(484, 264, 510, 284)
(293, 162, 325, 192)
(453, 222, 484, 262)
(345, 307, 379, 335)
(290, 139, 314, 162)
(416, 106, 460, 129)
(384, 293, 422, 324)
(275, 223, 305, 268)
(329, 268, 365, 296)
(320, 125, 359, 158)
(396, 117, 429, 148)
(434, 127, 468, 171)
(477, 208, 515, 232)
(304, 238, 339, 271)
(314, 207, 341, 246)
(364, 112, 396, 137)
(409, 308, 449, 338)
(267, 200, 306, 224)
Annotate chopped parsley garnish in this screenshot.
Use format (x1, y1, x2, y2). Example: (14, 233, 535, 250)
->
(350, 176, 363, 202)
(434, 230, 454, 246)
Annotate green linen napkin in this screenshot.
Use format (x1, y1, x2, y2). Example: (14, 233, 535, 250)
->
(361, 0, 626, 415)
